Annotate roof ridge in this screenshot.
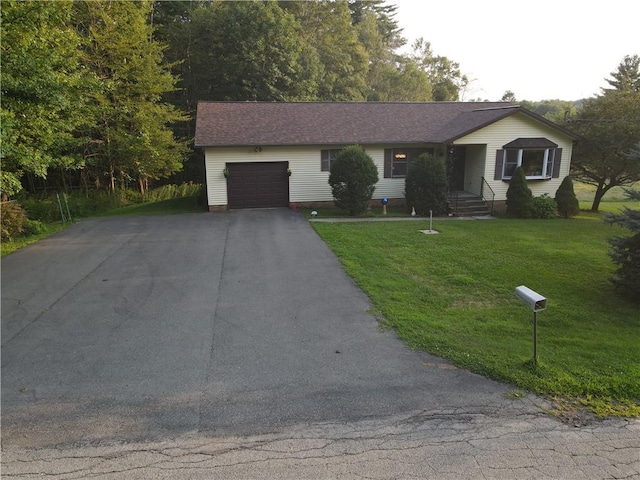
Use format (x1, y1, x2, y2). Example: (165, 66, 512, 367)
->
(471, 105, 519, 112)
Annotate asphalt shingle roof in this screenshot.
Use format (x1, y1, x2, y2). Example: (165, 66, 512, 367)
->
(195, 101, 575, 147)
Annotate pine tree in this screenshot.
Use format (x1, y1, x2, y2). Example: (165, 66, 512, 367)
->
(1, 1, 88, 198)
(603, 55, 640, 93)
(605, 187, 640, 300)
(506, 167, 533, 218)
(555, 176, 580, 218)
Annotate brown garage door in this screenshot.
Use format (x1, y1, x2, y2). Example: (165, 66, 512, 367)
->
(227, 162, 290, 209)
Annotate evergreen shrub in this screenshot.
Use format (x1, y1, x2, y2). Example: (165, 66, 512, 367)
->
(555, 176, 580, 218)
(506, 167, 533, 218)
(329, 145, 379, 216)
(405, 153, 448, 215)
(605, 189, 640, 301)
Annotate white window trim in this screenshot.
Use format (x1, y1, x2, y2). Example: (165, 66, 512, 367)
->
(502, 148, 554, 180)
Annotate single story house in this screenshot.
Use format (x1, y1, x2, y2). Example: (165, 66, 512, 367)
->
(195, 101, 578, 213)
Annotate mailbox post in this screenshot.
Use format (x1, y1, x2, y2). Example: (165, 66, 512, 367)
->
(515, 286, 547, 364)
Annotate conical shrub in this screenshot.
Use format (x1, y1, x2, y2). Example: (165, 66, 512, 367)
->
(506, 166, 533, 218)
(555, 176, 580, 218)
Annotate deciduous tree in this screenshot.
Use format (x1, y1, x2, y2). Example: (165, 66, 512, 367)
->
(1, 0, 88, 198)
(570, 90, 640, 211)
(75, 0, 188, 192)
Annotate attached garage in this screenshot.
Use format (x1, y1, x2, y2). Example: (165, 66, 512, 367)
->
(196, 102, 578, 212)
(227, 161, 290, 209)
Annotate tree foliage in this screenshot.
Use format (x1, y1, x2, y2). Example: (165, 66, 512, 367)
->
(569, 56, 640, 211)
(74, 0, 188, 193)
(506, 167, 533, 218)
(0, 1, 88, 197)
(570, 90, 640, 211)
(603, 54, 640, 93)
(3, 0, 472, 197)
(329, 145, 379, 216)
(605, 186, 640, 301)
(1, 0, 188, 196)
(405, 154, 448, 215)
(555, 176, 580, 218)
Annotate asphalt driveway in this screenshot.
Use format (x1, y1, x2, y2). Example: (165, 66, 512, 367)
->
(1, 209, 511, 448)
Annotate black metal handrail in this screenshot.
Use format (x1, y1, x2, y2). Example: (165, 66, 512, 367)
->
(480, 177, 495, 215)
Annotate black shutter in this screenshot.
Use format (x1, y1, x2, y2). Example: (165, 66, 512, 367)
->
(384, 149, 392, 178)
(552, 148, 562, 178)
(321, 150, 330, 172)
(494, 150, 504, 180)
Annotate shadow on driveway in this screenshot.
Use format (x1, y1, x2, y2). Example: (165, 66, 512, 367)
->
(2, 209, 514, 449)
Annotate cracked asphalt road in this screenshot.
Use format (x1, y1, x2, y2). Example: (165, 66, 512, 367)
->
(2, 210, 639, 478)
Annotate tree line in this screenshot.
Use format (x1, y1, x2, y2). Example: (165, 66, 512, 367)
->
(2, 1, 638, 212)
(1, 0, 470, 198)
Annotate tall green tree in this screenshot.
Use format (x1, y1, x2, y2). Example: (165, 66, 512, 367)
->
(75, 0, 187, 193)
(603, 54, 640, 93)
(409, 38, 468, 101)
(570, 90, 640, 211)
(1, 0, 88, 198)
(283, 0, 368, 101)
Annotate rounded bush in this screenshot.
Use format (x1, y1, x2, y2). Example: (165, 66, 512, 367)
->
(532, 194, 558, 219)
(329, 145, 379, 216)
(405, 153, 448, 215)
(22, 218, 48, 236)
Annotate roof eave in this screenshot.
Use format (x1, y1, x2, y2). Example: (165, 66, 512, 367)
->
(442, 106, 580, 144)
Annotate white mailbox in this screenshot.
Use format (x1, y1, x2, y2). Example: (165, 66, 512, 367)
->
(515, 286, 547, 312)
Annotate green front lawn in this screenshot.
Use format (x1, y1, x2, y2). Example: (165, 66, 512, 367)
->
(312, 216, 639, 417)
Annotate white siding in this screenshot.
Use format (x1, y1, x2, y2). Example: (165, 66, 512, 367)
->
(204, 114, 574, 207)
(463, 145, 486, 196)
(453, 113, 574, 201)
(204, 144, 409, 207)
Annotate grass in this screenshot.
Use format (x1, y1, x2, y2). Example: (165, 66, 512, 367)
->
(1, 196, 204, 257)
(97, 195, 203, 216)
(1, 221, 68, 257)
(311, 216, 640, 417)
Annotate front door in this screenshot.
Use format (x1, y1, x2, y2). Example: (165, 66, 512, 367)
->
(449, 146, 466, 192)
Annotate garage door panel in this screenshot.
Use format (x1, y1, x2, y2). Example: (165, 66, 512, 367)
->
(227, 162, 289, 209)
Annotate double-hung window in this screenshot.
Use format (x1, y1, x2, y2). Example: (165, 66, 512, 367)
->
(320, 149, 342, 172)
(496, 138, 562, 181)
(383, 148, 434, 178)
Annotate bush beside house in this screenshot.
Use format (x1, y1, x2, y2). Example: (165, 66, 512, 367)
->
(555, 176, 580, 218)
(405, 154, 448, 215)
(506, 167, 533, 218)
(329, 145, 379, 216)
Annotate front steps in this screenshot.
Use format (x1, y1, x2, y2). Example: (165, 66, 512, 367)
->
(448, 192, 492, 217)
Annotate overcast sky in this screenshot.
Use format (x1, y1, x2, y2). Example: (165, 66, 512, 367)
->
(392, 0, 640, 102)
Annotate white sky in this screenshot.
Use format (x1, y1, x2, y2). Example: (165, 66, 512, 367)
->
(392, 0, 640, 101)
